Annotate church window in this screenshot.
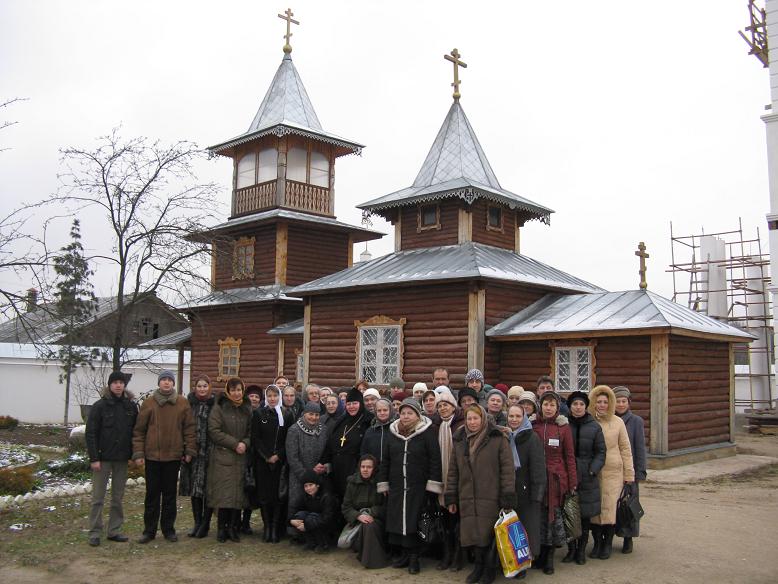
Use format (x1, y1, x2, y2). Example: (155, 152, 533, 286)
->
(218, 337, 241, 381)
(418, 203, 440, 231)
(237, 153, 256, 189)
(309, 151, 330, 187)
(287, 147, 308, 182)
(487, 205, 503, 231)
(355, 316, 406, 386)
(552, 343, 595, 392)
(257, 148, 278, 183)
(232, 236, 255, 280)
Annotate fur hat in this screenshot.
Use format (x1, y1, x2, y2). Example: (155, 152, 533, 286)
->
(436, 390, 458, 409)
(465, 368, 485, 383)
(157, 370, 175, 384)
(303, 401, 321, 415)
(567, 391, 589, 408)
(507, 385, 524, 399)
(245, 385, 262, 397)
(363, 388, 381, 400)
(613, 386, 631, 400)
(107, 371, 127, 386)
(457, 387, 479, 407)
(399, 397, 422, 417)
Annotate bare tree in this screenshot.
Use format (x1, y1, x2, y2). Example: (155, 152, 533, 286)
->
(55, 128, 221, 371)
(1, 97, 28, 152)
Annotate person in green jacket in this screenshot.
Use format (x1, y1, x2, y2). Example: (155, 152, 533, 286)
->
(341, 454, 388, 569)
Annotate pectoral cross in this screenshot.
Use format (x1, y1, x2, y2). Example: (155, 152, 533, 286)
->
(444, 48, 467, 101)
(635, 242, 649, 290)
(278, 8, 300, 54)
(340, 434, 347, 447)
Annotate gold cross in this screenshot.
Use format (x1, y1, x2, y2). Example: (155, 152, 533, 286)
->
(278, 8, 300, 54)
(444, 48, 468, 101)
(340, 434, 347, 447)
(635, 242, 649, 290)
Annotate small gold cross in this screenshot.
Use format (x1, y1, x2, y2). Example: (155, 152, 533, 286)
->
(635, 242, 649, 290)
(444, 48, 468, 101)
(340, 434, 347, 447)
(278, 8, 300, 54)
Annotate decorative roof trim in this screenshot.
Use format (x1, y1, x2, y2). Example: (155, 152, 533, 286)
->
(209, 124, 363, 158)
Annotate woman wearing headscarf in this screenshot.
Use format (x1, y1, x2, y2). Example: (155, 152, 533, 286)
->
(613, 385, 647, 554)
(179, 374, 215, 539)
(589, 385, 635, 560)
(207, 377, 252, 543)
(532, 391, 577, 574)
(341, 454, 388, 569)
(518, 391, 538, 421)
(485, 388, 508, 427)
(565, 391, 606, 565)
(506, 404, 545, 577)
(321, 394, 345, 433)
(445, 404, 515, 584)
(377, 398, 443, 575)
(281, 385, 304, 421)
(251, 384, 294, 543)
(360, 397, 395, 463)
(285, 402, 330, 524)
(320, 387, 373, 501)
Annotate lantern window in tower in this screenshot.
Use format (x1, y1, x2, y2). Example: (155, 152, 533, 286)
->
(310, 151, 329, 187)
(237, 153, 256, 189)
(257, 148, 278, 183)
(287, 147, 307, 182)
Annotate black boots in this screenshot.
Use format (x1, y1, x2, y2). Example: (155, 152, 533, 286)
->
(589, 524, 603, 558)
(480, 545, 498, 584)
(408, 552, 420, 574)
(195, 506, 213, 538)
(188, 497, 203, 537)
(449, 539, 464, 572)
(562, 541, 576, 563)
(542, 545, 555, 575)
(271, 505, 284, 543)
(466, 547, 485, 583)
(227, 509, 241, 542)
(599, 525, 615, 559)
(532, 545, 547, 570)
(314, 530, 330, 553)
(392, 550, 410, 568)
(437, 537, 453, 570)
(576, 530, 588, 565)
(216, 509, 229, 543)
(622, 536, 633, 554)
(260, 507, 271, 542)
(240, 509, 253, 535)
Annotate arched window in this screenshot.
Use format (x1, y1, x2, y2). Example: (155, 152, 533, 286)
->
(236, 153, 256, 189)
(309, 151, 330, 187)
(257, 148, 277, 183)
(287, 147, 307, 182)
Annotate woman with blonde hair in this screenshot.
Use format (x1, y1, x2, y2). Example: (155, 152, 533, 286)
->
(587, 385, 635, 560)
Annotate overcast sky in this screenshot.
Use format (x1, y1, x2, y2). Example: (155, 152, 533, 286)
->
(0, 0, 771, 305)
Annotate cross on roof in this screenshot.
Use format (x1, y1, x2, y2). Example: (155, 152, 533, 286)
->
(444, 48, 467, 101)
(635, 242, 649, 290)
(278, 8, 300, 54)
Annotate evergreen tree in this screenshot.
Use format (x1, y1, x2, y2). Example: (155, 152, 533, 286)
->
(53, 219, 97, 425)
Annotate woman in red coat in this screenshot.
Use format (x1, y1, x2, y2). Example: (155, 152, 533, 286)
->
(532, 391, 577, 575)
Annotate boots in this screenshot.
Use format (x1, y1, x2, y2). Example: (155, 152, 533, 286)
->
(480, 545, 497, 584)
(408, 552, 421, 575)
(575, 530, 588, 565)
(304, 531, 317, 551)
(260, 507, 271, 542)
(598, 525, 614, 560)
(532, 545, 547, 570)
(188, 497, 203, 537)
(437, 537, 453, 570)
(622, 536, 633, 554)
(449, 539, 464, 572)
(216, 509, 228, 543)
(542, 545, 555, 575)
(392, 550, 410, 568)
(589, 524, 602, 558)
(466, 547, 485, 584)
(240, 509, 253, 535)
(562, 541, 576, 563)
(195, 506, 212, 538)
(228, 509, 241, 542)
(314, 530, 330, 553)
(271, 505, 284, 543)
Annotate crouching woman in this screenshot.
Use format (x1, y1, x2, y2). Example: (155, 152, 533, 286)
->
(341, 454, 388, 568)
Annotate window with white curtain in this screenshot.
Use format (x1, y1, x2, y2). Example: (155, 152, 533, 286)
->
(257, 148, 277, 182)
(309, 151, 329, 187)
(555, 346, 593, 392)
(287, 147, 307, 182)
(236, 153, 256, 189)
(358, 325, 402, 385)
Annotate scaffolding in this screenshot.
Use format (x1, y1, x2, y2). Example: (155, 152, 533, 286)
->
(668, 218, 774, 410)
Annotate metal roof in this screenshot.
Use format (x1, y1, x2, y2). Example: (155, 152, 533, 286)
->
(486, 290, 756, 341)
(139, 327, 192, 349)
(209, 54, 363, 156)
(182, 285, 301, 310)
(288, 242, 603, 296)
(358, 102, 552, 224)
(198, 208, 384, 243)
(267, 318, 304, 335)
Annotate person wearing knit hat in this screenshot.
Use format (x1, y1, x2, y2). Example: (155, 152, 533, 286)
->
(157, 369, 176, 385)
(457, 387, 479, 409)
(518, 391, 538, 418)
(433, 384, 451, 395)
(245, 385, 263, 411)
(289, 469, 339, 552)
(494, 383, 509, 396)
(107, 370, 128, 387)
(398, 396, 422, 417)
(485, 388, 508, 426)
(412, 382, 428, 401)
(422, 389, 438, 418)
(464, 368, 488, 406)
(391, 391, 409, 411)
(389, 377, 405, 400)
(363, 387, 381, 413)
(567, 391, 589, 409)
(303, 401, 321, 415)
(436, 389, 458, 409)
(612, 385, 646, 555)
(507, 385, 524, 405)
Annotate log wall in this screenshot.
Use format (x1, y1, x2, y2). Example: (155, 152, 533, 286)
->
(499, 341, 551, 391)
(212, 225, 277, 290)
(471, 200, 516, 250)
(307, 284, 470, 388)
(286, 225, 350, 286)
(400, 200, 460, 250)
(668, 336, 731, 450)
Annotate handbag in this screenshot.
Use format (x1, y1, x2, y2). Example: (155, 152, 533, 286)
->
(278, 464, 290, 501)
(494, 509, 532, 577)
(562, 492, 582, 540)
(243, 461, 256, 490)
(337, 522, 362, 549)
(417, 495, 446, 545)
(616, 484, 644, 529)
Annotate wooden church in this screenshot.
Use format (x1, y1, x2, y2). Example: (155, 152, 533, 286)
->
(179, 11, 753, 466)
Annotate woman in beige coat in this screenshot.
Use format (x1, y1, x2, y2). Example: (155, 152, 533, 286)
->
(588, 385, 634, 560)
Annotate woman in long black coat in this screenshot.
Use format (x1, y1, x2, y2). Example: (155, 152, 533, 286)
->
(567, 391, 606, 564)
(614, 386, 647, 554)
(360, 397, 395, 463)
(251, 384, 294, 543)
(506, 404, 546, 571)
(377, 398, 443, 575)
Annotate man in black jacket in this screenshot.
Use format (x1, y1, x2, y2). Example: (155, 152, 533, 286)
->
(85, 371, 138, 546)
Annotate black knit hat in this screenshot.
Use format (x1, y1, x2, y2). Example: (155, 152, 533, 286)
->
(457, 387, 479, 407)
(301, 470, 321, 486)
(567, 391, 589, 409)
(346, 387, 364, 404)
(107, 371, 127, 386)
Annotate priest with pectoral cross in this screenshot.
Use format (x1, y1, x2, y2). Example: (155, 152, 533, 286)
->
(318, 387, 374, 500)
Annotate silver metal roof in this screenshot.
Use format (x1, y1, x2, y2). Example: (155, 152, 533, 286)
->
(486, 290, 755, 341)
(267, 318, 304, 335)
(182, 285, 301, 310)
(288, 242, 603, 296)
(358, 102, 552, 223)
(209, 54, 363, 156)
(199, 208, 384, 243)
(139, 327, 192, 349)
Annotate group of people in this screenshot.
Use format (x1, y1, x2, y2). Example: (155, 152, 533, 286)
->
(85, 366, 647, 582)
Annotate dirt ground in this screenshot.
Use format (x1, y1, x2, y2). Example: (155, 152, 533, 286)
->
(1, 433, 777, 584)
(0, 424, 70, 449)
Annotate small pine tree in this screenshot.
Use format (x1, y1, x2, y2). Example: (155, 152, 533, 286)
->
(53, 219, 98, 425)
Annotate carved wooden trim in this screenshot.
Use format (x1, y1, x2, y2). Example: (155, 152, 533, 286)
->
(548, 339, 597, 391)
(275, 223, 288, 285)
(354, 315, 407, 327)
(354, 315, 406, 386)
(417, 203, 441, 232)
(217, 337, 242, 382)
(232, 236, 255, 280)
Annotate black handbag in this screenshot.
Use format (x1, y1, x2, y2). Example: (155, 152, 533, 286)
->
(616, 484, 644, 528)
(243, 460, 256, 490)
(417, 495, 446, 545)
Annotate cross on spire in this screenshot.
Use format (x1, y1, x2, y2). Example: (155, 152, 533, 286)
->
(278, 8, 300, 54)
(444, 48, 468, 101)
(635, 242, 649, 290)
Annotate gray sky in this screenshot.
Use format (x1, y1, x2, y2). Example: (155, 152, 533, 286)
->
(0, 0, 770, 304)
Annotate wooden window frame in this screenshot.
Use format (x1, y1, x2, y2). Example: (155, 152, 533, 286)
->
(295, 348, 304, 384)
(217, 337, 242, 381)
(354, 315, 406, 387)
(417, 203, 441, 232)
(549, 340, 597, 393)
(232, 236, 255, 280)
(486, 204, 504, 232)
